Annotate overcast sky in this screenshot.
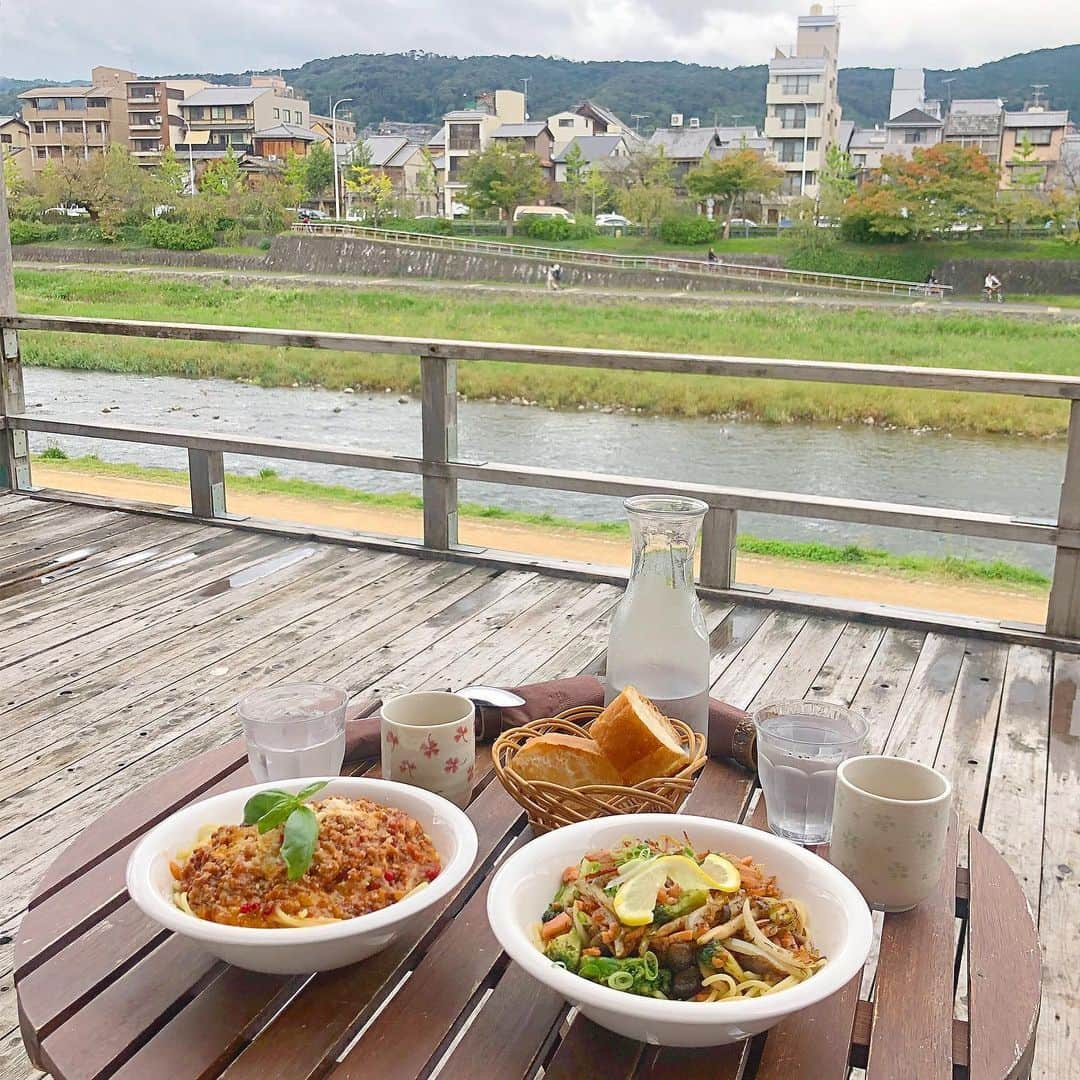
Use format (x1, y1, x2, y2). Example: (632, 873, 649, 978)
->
(4, 0, 1078, 81)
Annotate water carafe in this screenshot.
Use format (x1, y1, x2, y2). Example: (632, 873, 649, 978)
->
(605, 495, 710, 734)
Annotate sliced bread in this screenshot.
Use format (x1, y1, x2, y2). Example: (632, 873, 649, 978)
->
(589, 686, 690, 784)
(510, 733, 623, 789)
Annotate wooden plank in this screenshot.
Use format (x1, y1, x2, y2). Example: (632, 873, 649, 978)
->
(420, 352, 458, 549)
(865, 814, 960, 1080)
(804, 621, 887, 706)
(699, 506, 737, 590)
(968, 827, 1042, 1080)
(747, 615, 847, 708)
(0, 180, 31, 492)
(1046, 399, 1080, 637)
(542, 1018, 644, 1080)
(8, 416, 1060, 548)
(187, 447, 225, 518)
(9, 313, 1080, 399)
(980, 646, 1052, 909)
(1037, 651, 1080, 1080)
(847, 627, 926, 754)
(711, 610, 808, 709)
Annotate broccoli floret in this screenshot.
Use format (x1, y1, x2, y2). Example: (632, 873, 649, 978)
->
(577, 953, 672, 998)
(544, 931, 582, 973)
(697, 940, 745, 981)
(654, 889, 708, 925)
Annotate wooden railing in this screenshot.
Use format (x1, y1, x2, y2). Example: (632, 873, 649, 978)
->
(1, 311, 1077, 639)
(290, 223, 953, 299)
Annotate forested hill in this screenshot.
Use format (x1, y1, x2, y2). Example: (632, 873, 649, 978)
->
(4, 44, 1078, 131)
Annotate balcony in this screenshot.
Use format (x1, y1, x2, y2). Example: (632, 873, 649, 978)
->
(127, 94, 159, 105)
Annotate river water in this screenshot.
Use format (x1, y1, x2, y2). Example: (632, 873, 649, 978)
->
(23, 368, 1065, 573)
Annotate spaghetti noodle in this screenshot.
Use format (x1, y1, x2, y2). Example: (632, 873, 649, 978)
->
(170, 795, 441, 928)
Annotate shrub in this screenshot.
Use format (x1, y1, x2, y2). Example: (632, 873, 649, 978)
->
(382, 216, 453, 235)
(785, 239, 935, 283)
(140, 219, 216, 251)
(39, 445, 69, 461)
(517, 215, 597, 241)
(9, 219, 62, 244)
(658, 215, 718, 245)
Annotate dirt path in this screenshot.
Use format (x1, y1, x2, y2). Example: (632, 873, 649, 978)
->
(33, 464, 1048, 625)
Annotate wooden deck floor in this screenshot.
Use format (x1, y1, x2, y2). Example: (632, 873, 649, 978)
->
(0, 493, 1076, 1080)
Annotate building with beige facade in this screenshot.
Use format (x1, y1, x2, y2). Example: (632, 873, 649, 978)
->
(19, 67, 135, 172)
(1000, 108, 1071, 190)
(0, 115, 33, 182)
(763, 4, 842, 204)
(177, 82, 311, 156)
(126, 78, 208, 164)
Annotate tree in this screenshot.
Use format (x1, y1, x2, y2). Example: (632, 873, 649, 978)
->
(583, 165, 612, 216)
(200, 147, 245, 195)
(413, 146, 438, 214)
(3, 154, 24, 203)
(83, 147, 153, 236)
(304, 143, 335, 201)
(685, 149, 782, 238)
(561, 142, 586, 216)
(839, 184, 917, 242)
(156, 149, 189, 200)
(1009, 135, 1046, 194)
(459, 140, 547, 236)
(816, 144, 857, 221)
(344, 148, 395, 224)
(613, 147, 676, 236)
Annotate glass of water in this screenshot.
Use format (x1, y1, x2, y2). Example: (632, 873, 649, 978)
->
(239, 683, 348, 782)
(753, 701, 868, 846)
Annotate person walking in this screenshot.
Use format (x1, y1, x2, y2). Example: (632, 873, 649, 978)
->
(545, 265, 557, 291)
(707, 247, 719, 266)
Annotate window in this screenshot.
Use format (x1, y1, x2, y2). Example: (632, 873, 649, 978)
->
(35, 147, 46, 158)
(65, 97, 87, 111)
(295, 113, 302, 125)
(853, 153, 866, 167)
(448, 123, 481, 151)
(558, 118, 574, 127)
(775, 104, 805, 129)
(229, 132, 248, 146)
(86, 98, 107, 109)
(773, 138, 805, 163)
(132, 138, 160, 152)
(806, 138, 819, 151)
(32, 122, 44, 134)
(780, 172, 803, 195)
(232, 106, 248, 120)
(1013, 128, 1052, 146)
(211, 106, 226, 120)
(188, 107, 205, 121)
(779, 75, 818, 94)
(283, 109, 291, 123)
(274, 108, 280, 119)
(904, 130, 923, 144)
(34, 97, 58, 110)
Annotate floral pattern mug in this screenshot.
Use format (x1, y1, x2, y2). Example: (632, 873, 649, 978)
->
(381, 691, 476, 809)
(829, 755, 952, 912)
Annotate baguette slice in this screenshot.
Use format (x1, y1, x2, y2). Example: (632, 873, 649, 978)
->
(590, 686, 690, 784)
(510, 733, 623, 789)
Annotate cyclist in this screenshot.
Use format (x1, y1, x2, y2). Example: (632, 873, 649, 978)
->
(983, 271, 1003, 303)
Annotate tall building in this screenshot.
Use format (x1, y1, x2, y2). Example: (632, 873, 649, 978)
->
(763, 4, 842, 203)
(126, 78, 208, 164)
(19, 67, 135, 172)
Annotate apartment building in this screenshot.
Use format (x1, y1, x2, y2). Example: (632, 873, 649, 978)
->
(763, 4, 842, 202)
(126, 78, 208, 164)
(1000, 108, 1071, 190)
(310, 113, 358, 146)
(19, 67, 134, 172)
(438, 89, 525, 217)
(491, 121, 555, 179)
(942, 99, 1005, 165)
(178, 82, 310, 156)
(552, 134, 630, 182)
(648, 125, 766, 185)
(0, 115, 33, 182)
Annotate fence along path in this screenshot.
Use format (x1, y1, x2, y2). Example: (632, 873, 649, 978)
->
(291, 222, 953, 298)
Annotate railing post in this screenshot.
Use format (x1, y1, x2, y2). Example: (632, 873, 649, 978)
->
(1046, 400, 1080, 637)
(420, 351, 459, 550)
(0, 164, 30, 493)
(188, 448, 226, 518)
(699, 506, 738, 590)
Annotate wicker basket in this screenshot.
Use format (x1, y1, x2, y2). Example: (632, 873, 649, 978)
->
(492, 705, 708, 833)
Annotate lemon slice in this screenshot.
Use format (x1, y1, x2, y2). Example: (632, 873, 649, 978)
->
(699, 854, 742, 893)
(611, 854, 740, 925)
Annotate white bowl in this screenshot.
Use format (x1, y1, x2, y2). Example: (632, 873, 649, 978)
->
(486, 814, 872, 1047)
(126, 776, 478, 974)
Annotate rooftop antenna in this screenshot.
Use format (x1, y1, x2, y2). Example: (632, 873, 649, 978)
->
(1030, 83, 1048, 109)
(631, 113, 650, 133)
(941, 78, 955, 112)
(731, 114, 743, 129)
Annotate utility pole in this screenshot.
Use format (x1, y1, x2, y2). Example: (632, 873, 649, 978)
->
(331, 96, 353, 220)
(631, 113, 650, 134)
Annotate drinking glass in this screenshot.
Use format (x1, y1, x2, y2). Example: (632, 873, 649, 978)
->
(753, 701, 868, 845)
(240, 683, 348, 782)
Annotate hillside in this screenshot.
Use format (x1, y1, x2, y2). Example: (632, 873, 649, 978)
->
(4, 44, 1078, 131)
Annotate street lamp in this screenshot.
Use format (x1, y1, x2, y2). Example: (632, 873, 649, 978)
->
(182, 124, 195, 196)
(331, 96, 353, 221)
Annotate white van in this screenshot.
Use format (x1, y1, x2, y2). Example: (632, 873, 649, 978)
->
(513, 205, 575, 224)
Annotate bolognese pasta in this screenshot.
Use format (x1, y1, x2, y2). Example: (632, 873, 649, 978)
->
(170, 795, 441, 928)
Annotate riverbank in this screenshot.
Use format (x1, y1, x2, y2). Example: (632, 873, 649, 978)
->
(14, 269, 1080, 435)
(30, 456, 1049, 625)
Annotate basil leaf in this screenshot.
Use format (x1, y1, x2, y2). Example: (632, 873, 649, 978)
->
(295, 780, 330, 803)
(255, 796, 300, 834)
(280, 805, 319, 881)
(243, 790, 292, 826)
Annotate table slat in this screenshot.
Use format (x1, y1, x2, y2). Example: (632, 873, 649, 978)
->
(967, 826, 1041, 1080)
(865, 813, 960, 1080)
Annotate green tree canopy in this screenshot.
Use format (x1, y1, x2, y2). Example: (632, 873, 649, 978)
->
(561, 142, 586, 215)
(686, 148, 782, 237)
(611, 147, 676, 235)
(199, 147, 245, 196)
(459, 140, 547, 235)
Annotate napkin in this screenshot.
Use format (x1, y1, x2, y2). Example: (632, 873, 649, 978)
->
(344, 677, 756, 770)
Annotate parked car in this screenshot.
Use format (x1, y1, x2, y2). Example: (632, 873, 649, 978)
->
(724, 218, 758, 230)
(595, 213, 633, 228)
(43, 205, 89, 218)
(513, 205, 574, 224)
(289, 207, 330, 221)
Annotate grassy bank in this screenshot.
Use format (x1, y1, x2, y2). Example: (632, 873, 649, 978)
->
(16, 270, 1080, 435)
(36, 450, 1050, 591)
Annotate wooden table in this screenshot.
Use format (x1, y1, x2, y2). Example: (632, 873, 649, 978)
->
(14, 739, 1041, 1080)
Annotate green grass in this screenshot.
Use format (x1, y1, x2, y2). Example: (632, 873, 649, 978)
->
(16, 269, 1080, 436)
(37, 452, 1049, 590)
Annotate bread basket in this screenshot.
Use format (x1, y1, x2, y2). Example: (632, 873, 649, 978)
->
(492, 705, 708, 833)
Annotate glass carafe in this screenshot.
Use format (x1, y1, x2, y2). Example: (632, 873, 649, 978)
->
(605, 495, 710, 734)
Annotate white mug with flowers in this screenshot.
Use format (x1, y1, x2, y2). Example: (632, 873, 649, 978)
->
(381, 691, 476, 809)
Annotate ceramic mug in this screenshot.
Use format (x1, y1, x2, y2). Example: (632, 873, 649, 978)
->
(381, 691, 476, 809)
(829, 755, 952, 912)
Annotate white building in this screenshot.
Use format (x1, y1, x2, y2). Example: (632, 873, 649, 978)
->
(763, 4, 842, 206)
